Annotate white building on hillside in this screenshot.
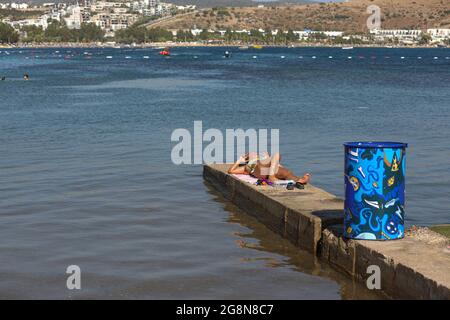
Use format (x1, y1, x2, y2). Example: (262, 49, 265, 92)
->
(10, 17, 49, 30)
(370, 29, 422, 42)
(64, 5, 83, 29)
(427, 28, 450, 42)
(293, 30, 343, 40)
(190, 28, 202, 36)
(10, 3, 29, 10)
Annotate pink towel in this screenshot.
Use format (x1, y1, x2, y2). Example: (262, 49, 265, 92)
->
(232, 174, 259, 185)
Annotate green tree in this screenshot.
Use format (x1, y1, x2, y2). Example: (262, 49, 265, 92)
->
(285, 29, 297, 43)
(224, 28, 233, 43)
(0, 22, 19, 43)
(44, 20, 75, 42)
(176, 29, 193, 42)
(79, 23, 104, 42)
(147, 28, 173, 42)
(419, 33, 432, 45)
(21, 25, 45, 43)
(115, 26, 145, 43)
(115, 27, 173, 44)
(199, 29, 211, 41)
(249, 29, 264, 43)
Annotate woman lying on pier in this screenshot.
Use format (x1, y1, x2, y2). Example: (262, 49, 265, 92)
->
(228, 152, 311, 185)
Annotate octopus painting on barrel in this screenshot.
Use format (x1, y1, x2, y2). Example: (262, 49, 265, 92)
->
(344, 144, 406, 240)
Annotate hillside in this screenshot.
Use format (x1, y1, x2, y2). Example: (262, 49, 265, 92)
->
(150, 0, 450, 32)
(169, 1, 319, 8)
(0, 0, 319, 6)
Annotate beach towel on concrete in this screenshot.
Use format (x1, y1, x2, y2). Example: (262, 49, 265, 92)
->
(232, 174, 294, 186)
(272, 179, 295, 186)
(232, 174, 258, 185)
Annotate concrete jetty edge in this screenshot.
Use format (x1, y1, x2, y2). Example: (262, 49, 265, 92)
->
(203, 164, 450, 300)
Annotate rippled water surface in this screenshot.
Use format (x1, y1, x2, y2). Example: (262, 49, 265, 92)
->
(0, 47, 449, 299)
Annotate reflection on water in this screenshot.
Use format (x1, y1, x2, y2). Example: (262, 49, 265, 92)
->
(204, 181, 385, 300)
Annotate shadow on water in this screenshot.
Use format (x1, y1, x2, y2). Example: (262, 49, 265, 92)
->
(203, 180, 386, 300)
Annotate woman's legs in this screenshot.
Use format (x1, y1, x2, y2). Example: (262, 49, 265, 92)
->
(268, 153, 281, 181)
(268, 153, 311, 184)
(274, 167, 311, 184)
(252, 152, 311, 184)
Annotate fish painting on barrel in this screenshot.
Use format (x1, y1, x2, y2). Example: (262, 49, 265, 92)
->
(344, 142, 407, 240)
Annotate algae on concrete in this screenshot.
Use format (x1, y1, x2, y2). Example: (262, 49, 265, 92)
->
(430, 225, 450, 239)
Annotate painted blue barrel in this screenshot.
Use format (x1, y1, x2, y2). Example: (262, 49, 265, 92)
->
(344, 142, 408, 240)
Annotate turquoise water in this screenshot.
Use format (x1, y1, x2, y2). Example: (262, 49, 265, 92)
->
(0, 46, 449, 299)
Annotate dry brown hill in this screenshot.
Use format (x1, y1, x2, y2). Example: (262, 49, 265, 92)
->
(151, 0, 450, 32)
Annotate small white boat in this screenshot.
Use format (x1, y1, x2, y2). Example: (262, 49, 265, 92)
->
(342, 46, 354, 50)
(239, 46, 249, 50)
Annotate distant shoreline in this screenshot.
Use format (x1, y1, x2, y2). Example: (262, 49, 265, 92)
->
(2, 42, 449, 49)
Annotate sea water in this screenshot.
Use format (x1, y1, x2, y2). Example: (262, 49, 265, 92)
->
(0, 46, 449, 299)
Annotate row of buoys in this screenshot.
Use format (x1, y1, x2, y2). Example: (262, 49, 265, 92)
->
(297, 55, 449, 59)
(9, 54, 450, 61)
(3, 50, 449, 61)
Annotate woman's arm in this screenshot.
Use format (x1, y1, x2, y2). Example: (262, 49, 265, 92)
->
(228, 155, 248, 174)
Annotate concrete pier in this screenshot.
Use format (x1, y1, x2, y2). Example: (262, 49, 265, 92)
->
(204, 164, 450, 299)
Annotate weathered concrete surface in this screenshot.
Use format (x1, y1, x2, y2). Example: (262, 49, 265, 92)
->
(204, 163, 450, 299)
(322, 225, 450, 299)
(204, 164, 343, 254)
